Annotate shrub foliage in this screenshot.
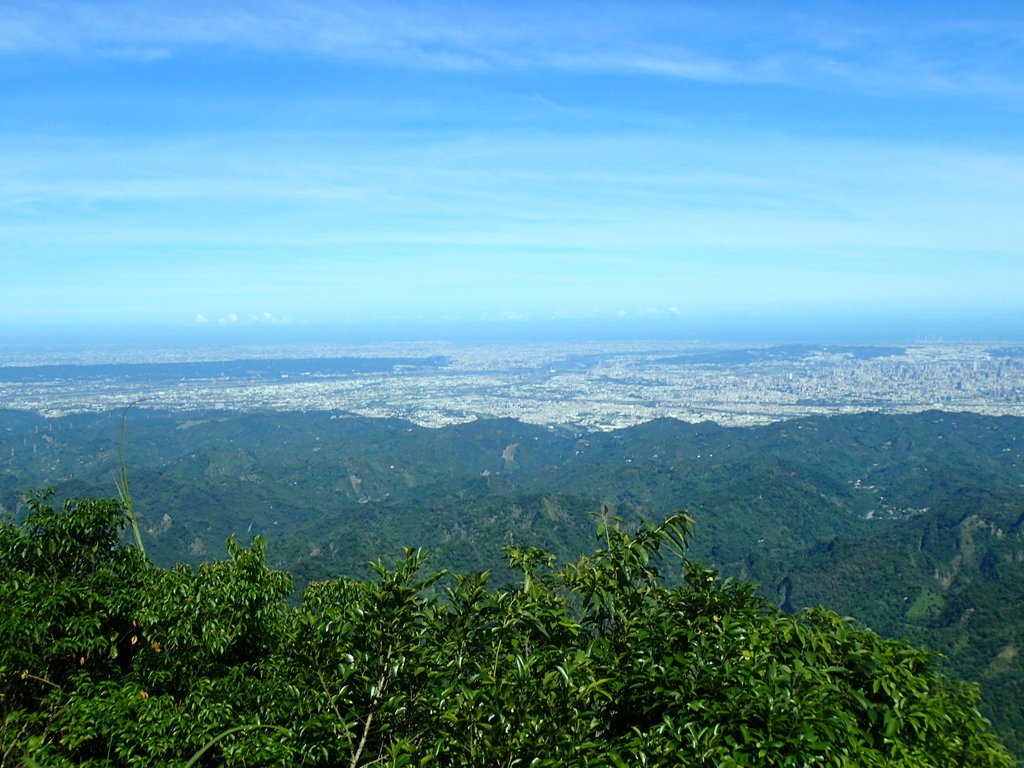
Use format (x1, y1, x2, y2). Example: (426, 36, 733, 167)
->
(0, 494, 1014, 766)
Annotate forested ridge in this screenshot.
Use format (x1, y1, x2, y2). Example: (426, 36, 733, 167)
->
(1, 409, 1022, 758)
(0, 495, 1015, 766)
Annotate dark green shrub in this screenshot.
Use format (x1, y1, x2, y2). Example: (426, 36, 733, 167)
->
(0, 497, 1014, 766)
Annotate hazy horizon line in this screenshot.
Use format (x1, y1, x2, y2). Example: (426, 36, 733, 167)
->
(2, 311, 1022, 355)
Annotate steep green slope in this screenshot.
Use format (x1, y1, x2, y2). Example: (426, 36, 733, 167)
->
(746, 486, 1024, 753)
(1, 408, 1022, 753)
(1, 499, 1014, 767)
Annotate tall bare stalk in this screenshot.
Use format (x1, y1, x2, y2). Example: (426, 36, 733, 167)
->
(115, 402, 147, 559)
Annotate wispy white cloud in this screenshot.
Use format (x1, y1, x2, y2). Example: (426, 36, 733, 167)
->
(546, 51, 764, 85)
(249, 311, 291, 324)
(2, 2, 1022, 330)
(3, 125, 1023, 262)
(2, 1, 1021, 95)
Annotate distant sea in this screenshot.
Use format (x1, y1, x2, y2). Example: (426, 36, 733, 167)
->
(3, 309, 1023, 358)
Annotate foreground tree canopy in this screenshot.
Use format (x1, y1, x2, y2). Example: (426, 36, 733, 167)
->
(0, 493, 1015, 767)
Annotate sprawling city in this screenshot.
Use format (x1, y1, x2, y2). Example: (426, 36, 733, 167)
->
(2, 340, 1021, 429)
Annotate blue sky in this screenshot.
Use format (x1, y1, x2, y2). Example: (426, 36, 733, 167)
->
(2, 1, 1023, 345)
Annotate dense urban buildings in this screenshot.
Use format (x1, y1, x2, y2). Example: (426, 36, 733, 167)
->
(2, 341, 1021, 429)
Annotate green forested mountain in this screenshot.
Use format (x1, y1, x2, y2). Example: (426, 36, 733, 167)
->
(1, 408, 1022, 754)
(744, 486, 1024, 753)
(0, 497, 1015, 766)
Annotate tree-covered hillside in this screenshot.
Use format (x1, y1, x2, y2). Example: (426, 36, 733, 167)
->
(1, 408, 1021, 754)
(0, 495, 1014, 766)
(745, 485, 1024, 754)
